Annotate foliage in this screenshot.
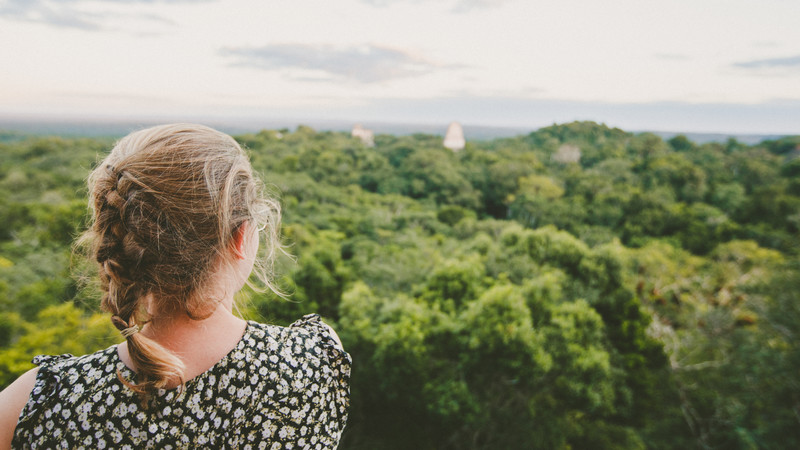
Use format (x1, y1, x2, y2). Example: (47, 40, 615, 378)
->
(1, 122, 799, 448)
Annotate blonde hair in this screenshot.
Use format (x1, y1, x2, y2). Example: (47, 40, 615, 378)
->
(81, 124, 281, 401)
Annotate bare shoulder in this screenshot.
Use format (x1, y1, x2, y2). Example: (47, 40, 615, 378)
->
(0, 368, 39, 450)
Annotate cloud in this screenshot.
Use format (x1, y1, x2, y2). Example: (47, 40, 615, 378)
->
(0, 0, 209, 31)
(451, 0, 513, 12)
(733, 55, 800, 70)
(220, 44, 460, 83)
(359, 0, 513, 12)
(1, 0, 100, 30)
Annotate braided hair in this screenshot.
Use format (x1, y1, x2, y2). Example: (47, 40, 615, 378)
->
(82, 124, 282, 403)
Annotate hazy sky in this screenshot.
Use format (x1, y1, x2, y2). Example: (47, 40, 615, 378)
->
(1, 0, 799, 134)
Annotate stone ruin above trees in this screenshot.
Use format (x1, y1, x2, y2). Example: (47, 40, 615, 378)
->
(443, 122, 465, 151)
(351, 124, 375, 147)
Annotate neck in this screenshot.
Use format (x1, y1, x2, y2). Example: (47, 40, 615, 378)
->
(142, 303, 246, 353)
(116, 256, 252, 380)
(116, 297, 248, 382)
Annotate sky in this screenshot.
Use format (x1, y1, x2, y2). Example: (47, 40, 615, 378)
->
(1, 0, 799, 135)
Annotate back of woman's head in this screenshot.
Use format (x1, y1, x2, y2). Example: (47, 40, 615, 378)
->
(83, 123, 281, 400)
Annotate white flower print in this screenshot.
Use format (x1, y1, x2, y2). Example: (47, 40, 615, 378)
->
(12, 315, 350, 449)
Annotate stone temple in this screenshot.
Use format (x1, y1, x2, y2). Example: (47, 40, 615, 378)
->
(552, 144, 581, 164)
(351, 124, 375, 147)
(443, 122, 465, 151)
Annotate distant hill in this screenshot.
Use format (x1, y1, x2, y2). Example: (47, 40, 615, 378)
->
(647, 130, 787, 145)
(0, 116, 791, 144)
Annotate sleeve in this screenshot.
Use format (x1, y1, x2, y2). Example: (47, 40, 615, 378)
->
(12, 354, 74, 447)
(289, 314, 352, 446)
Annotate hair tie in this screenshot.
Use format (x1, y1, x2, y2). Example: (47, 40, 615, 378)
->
(120, 325, 140, 338)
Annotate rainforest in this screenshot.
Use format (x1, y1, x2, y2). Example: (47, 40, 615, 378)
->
(1, 121, 798, 449)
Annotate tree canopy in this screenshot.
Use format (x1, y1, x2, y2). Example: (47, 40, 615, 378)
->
(1, 122, 799, 448)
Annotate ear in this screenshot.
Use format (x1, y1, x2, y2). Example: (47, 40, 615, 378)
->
(231, 222, 249, 260)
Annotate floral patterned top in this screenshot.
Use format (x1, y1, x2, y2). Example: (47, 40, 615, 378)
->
(12, 314, 351, 450)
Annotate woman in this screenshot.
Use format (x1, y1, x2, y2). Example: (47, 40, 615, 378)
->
(0, 124, 350, 449)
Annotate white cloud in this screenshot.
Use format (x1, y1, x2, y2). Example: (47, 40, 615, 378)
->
(0, 0, 209, 30)
(220, 44, 463, 83)
(450, 0, 513, 13)
(733, 55, 800, 70)
(358, 0, 513, 12)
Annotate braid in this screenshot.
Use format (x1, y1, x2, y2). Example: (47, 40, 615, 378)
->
(92, 165, 185, 404)
(95, 166, 137, 310)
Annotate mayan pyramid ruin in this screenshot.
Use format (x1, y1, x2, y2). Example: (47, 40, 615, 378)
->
(443, 122, 465, 151)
